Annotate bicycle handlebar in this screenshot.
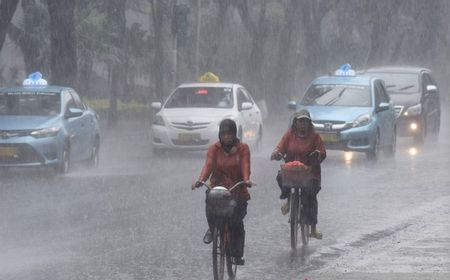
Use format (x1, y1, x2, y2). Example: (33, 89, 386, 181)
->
(198, 180, 254, 191)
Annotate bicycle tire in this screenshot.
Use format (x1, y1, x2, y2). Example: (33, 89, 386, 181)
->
(225, 231, 236, 279)
(290, 189, 300, 249)
(212, 226, 225, 280)
(300, 204, 310, 245)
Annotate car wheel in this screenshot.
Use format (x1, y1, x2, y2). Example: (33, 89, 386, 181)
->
(366, 132, 379, 161)
(413, 119, 426, 145)
(88, 138, 100, 168)
(57, 146, 70, 174)
(253, 126, 263, 152)
(152, 146, 164, 157)
(427, 115, 440, 143)
(238, 127, 243, 141)
(383, 128, 396, 158)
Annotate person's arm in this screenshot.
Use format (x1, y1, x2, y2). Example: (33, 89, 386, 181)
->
(240, 144, 251, 181)
(314, 133, 326, 163)
(198, 145, 216, 181)
(271, 130, 290, 159)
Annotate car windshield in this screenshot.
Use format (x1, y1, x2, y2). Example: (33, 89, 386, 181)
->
(370, 73, 419, 93)
(0, 92, 61, 116)
(301, 84, 372, 107)
(165, 87, 234, 108)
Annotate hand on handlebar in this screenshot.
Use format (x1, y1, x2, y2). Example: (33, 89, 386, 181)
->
(191, 180, 204, 190)
(244, 180, 254, 188)
(308, 150, 321, 164)
(270, 150, 283, 161)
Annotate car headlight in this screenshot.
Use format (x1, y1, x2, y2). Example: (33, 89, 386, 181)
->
(30, 127, 61, 138)
(153, 115, 165, 126)
(353, 114, 372, 128)
(404, 104, 421, 116)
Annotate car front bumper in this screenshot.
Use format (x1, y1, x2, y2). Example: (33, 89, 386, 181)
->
(152, 124, 219, 151)
(317, 123, 376, 153)
(396, 115, 423, 137)
(0, 136, 62, 168)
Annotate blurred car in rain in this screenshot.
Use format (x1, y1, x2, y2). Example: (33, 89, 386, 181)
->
(364, 66, 441, 143)
(151, 73, 263, 153)
(289, 64, 397, 160)
(0, 72, 100, 173)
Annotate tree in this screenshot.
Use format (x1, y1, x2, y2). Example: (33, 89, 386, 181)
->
(0, 0, 19, 53)
(47, 0, 77, 87)
(104, 0, 127, 126)
(233, 0, 269, 101)
(8, 0, 49, 74)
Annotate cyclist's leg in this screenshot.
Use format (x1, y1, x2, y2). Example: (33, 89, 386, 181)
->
(229, 198, 248, 264)
(276, 171, 290, 199)
(204, 199, 215, 244)
(301, 179, 321, 226)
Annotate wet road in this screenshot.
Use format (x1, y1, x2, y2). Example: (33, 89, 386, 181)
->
(1, 111, 450, 280)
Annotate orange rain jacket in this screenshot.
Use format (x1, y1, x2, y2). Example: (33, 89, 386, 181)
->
(275, 129, 326, 180)
(199, 141, 251, 200)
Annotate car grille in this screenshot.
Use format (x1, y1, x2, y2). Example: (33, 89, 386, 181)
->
(394, 106, 403, 118)
(0, 129, 34, 139)
(0, 143, 43, 164)
(171, 139, 210, 146)
(170, 121, 211, 131)
(313, 120, 350, 131)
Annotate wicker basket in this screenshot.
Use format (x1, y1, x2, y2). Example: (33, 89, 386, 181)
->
(280, 164, 312, 187)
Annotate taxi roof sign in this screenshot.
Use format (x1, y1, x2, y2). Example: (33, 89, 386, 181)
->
(334, 64, 356, 76)
(23, 72, 48, 86)
(198, 72, 220, 82)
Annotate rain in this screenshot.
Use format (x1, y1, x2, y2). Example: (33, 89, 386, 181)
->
(0, 1, 450, 279)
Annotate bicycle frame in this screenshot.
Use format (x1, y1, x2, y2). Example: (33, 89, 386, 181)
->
(288, 185, 310, 249)
(200, 181, 246, 280)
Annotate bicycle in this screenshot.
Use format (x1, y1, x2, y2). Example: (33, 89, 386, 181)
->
(198, 180, 248, 280)
(280, 163, 313, 249)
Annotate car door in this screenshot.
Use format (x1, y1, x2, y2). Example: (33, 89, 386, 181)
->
(62, 91, 84, 161)
(421, 72, 440, 132)
(374, 81, 393, 146)
(241, 87, 261, 137)
(236, 88, 252, 140)
(70, 90, 94, 159)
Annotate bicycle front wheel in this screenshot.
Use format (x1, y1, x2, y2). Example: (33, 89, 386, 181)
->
(290, 190, 300, 249)
(212, 226, 225, 280)
(225, 228, 236, 279)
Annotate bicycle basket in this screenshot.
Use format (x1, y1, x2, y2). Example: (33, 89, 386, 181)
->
(280, 163, 312, 187)
(206, 186, 236, 217)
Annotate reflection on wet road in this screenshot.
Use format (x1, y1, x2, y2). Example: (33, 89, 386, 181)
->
(1, 113, 450, 280)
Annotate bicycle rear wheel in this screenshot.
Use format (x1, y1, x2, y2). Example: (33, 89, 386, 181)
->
(300, 205, 310, 245)
(290, 190, 300, 249)
(212, 226, 225, 280)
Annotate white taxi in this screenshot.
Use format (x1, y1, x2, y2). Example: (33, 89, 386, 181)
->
(151, 77, 263, 152)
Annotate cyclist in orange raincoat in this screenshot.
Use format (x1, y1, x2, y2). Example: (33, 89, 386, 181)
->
(271, 109, 326, 239)
(192, 119, 252, 265)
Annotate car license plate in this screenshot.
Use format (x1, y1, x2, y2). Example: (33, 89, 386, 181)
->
(0, 147, 18, 157)
(178, 133, 201, 142)
(319, 133, 339, 142)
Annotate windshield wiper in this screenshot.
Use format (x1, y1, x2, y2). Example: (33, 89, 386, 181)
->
(324, 88, 346, 106)
(386, 85, 396, 88)
(398, 85, 414, 91)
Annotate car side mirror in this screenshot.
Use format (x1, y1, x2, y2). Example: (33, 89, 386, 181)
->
(241, 102, 253, 110)
(376, 102, 390, 113)
(151, 102, 162, 110)
(287, 101, 297, 110)
(426, 84, 437, 93)
(65, 108, 83, 118)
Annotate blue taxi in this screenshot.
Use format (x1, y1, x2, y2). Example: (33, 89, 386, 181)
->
(289, 64, 397, 160)
(0, 72, 100, 173)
